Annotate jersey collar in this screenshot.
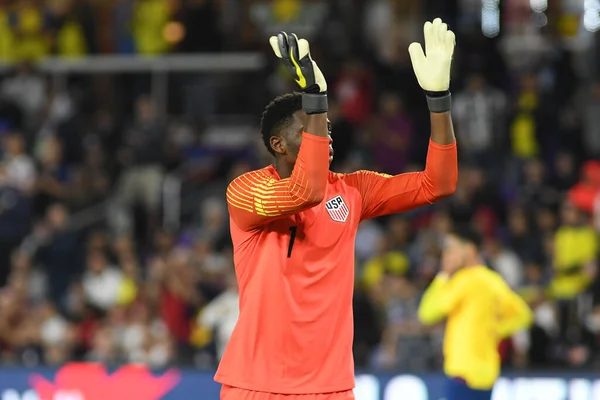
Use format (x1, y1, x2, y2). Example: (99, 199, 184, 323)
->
(267, 165, 282, 180)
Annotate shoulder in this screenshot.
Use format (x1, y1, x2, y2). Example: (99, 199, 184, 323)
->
(484, 267, 504, 281)
(332, 170, 393, 183)
(454, 266, 494, 284)
(228, 166, 276, 188)
(234, 166, 275, 181)
(449, 268, 472, 285)
(581, 226, 597, 237)
(479, 267, 511, 289)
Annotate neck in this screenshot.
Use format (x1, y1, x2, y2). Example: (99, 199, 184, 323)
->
(275, 158, 294, 179)
(464, 257, 483, 268)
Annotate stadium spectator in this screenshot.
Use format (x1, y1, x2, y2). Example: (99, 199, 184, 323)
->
(82, 249, 123, 312)
(509, 73, 542, 162)
(517, 158, 561, 211)
(69, 142, 111, 211)
(0, 63, 46, 127)
(34, 135, 69, 215)
(120, 299, 174, 367)
(505, 206, 543, 264)
(114, 95, 165, 237)
(334, 61, 373, 125)
(517, 261, 555, 367)
(453, 74, 507, 171)
(112, 0, 135, 54)
(362, 237, 411, 294)
(156, 249, 198, 354)
(199, 270, 238, 362)
(372, 270, 431, 371)
(551, 201, 597, 302)
(552, 151, 578, 193)
(10, 249, 47, 305)
(0, 132, 36, 194)
(33, 203, 79, 301)
(0, 1, 13, 62)
(39, 300, 73, 365)
(568, 160, 600, 216)
(86, 323, 119, 364)
(46, 0, 88, 58)
(484, 237, 524, 289)
(9, 0, 49, 61)
(132, 0, 171, 55)
(576, 81, 600, 160)
(370, 93, 415, 175)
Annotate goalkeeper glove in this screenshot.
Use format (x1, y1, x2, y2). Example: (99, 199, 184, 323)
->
(269, 32, 328, 114)
(408, 18, 456, 113)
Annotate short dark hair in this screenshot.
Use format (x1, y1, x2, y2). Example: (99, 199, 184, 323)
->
(452, 225, 483, 249)
(260, 92, 302, 155)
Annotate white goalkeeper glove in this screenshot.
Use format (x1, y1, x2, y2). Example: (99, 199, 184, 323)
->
(269, 32, 328, 114)
(408, 18, 456, 112)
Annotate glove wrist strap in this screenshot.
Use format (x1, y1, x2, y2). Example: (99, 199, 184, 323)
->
(302, 93, 328, 115)
(425, 91, 451, 113)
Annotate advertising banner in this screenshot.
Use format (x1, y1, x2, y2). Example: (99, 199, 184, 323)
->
(0, 363, 599, 400)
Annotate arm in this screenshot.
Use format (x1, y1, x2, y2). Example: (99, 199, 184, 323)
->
(497, 287, 534, 338)
(341, 133, 457, 220)
(341, 19, 458, 220)
(227, 130, 329, 231)
(228, 32, 330, 231)
(418, 273, 466, 325)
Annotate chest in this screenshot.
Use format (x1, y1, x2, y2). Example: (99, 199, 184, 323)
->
(267, 179, 361, 255)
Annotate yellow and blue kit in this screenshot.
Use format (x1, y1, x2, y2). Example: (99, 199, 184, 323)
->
(418, 266, 533, 400)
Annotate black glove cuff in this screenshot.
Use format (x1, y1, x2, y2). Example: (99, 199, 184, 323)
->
(425, 90, 451, 113)
(302, 93, 328, 114)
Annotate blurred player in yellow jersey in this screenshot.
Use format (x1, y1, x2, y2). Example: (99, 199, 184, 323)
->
(418, 228, 533, 400)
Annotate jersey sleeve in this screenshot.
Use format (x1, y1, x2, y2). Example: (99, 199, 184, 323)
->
(226, 132, 330, 231)
(496, 277, 534, 338)
(417, 273, 469, 325)
(340, 140, 457, 221)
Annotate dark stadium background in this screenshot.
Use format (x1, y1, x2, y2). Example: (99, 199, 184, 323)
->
(0, 0, 597, 399)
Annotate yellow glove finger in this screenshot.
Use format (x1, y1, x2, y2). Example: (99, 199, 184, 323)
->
(269, 36, 282, 58)
(408, 42, 426, 73)
(445, 30, 456, 57)
(297, 38, 311, 60)
(438, 22, 448, 47)
(424, 21, 434, 56)
(431, 18, 443, 50)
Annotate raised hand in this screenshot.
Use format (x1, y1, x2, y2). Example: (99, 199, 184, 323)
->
(269, 32, 327, 94)
(408, 18, 456, 93)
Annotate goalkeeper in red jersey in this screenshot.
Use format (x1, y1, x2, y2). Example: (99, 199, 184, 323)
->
(217, 18, 458, 400)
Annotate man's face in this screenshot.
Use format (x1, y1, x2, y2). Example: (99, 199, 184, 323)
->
(88, 253, 106, 274)
(441, 235, 467, 273)
(5, 134, 24, 156)
(270, 110, 333, 165)
(136, 97, 155, 122)
(468, 75, 485, 91)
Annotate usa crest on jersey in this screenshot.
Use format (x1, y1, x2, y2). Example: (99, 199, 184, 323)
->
(325, 195, 349, 222)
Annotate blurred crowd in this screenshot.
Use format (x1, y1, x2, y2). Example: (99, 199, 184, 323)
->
(0, 0, 597, 375)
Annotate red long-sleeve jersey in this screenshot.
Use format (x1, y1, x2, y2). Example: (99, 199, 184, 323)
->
(216, 132, 457, 394)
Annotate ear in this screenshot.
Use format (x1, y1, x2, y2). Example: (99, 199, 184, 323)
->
(269, 136, 286, 155)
